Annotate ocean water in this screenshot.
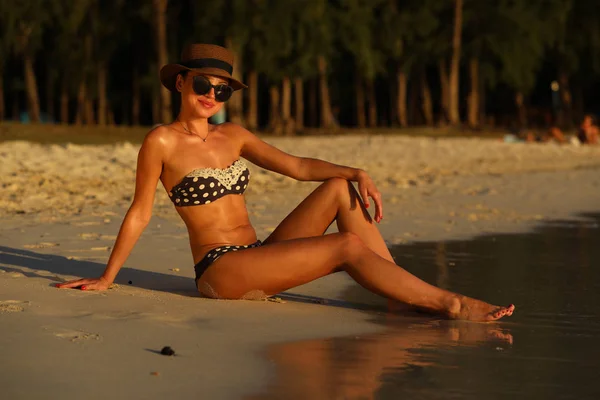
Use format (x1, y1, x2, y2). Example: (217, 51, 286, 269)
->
(253, 213, 600, 400)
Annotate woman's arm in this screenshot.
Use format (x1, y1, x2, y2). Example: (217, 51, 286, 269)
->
(57, 129, 166, 290)
(237, 125, 383, 222)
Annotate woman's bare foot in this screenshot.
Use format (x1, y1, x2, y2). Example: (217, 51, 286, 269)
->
(448, 296, 515, 322)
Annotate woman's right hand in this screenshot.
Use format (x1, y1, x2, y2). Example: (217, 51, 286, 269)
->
(56, 276, 112, 291)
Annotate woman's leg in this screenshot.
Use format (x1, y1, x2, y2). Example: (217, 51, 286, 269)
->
(262, 177, 443, 312)
(264, 178, 393, 262)
(198, 232, 514, 321)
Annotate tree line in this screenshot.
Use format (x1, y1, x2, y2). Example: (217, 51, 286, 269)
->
(1, 0, 599, 134)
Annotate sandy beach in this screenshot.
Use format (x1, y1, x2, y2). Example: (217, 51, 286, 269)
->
(1, 132, 600, 398)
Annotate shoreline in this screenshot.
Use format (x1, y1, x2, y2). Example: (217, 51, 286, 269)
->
(2, 134, 600, 398)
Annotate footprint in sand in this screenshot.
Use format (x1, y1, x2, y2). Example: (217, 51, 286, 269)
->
(49, 327, 101, 343)
(72, 221, 102, 227)
(0, 300, 30, 313)
(79, 232, 101, 240)
(90, 246, 111, 251)
(23, 242, 60, 249)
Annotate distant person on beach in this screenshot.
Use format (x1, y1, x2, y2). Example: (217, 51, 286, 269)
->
(575, 114, 599, 145)
(57, 44, 514, 321)
(542, 114, 599, 145)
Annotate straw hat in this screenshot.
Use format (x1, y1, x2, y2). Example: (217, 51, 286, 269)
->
(160, 44, 247, 92)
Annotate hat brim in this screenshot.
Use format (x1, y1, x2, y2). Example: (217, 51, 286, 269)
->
(160, 63, 248, 92)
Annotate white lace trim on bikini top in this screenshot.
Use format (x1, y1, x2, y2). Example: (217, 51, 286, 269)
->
(183, 159, 249, 190)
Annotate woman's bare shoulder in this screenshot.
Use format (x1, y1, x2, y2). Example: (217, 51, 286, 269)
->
(218, 122, 252, 133)
(147, 123, 174, 139)
(143, 124, 178, 148)
(218, 122, 255, 142)
(137, 125, 179, 164)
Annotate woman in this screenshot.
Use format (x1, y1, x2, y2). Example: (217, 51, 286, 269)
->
(57, 44, 514, 321)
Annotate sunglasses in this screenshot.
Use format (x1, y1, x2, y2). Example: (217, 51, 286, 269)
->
(192, 75, 234, 102)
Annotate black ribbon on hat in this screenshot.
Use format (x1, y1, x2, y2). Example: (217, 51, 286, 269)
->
(180, 58, 233, 74)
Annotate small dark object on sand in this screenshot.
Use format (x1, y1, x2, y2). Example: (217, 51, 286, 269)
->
(128, 280, 132, 285)
(160, 346, 175, 356)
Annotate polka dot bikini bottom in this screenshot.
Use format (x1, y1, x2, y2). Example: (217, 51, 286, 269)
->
(194, 240, 263, 282)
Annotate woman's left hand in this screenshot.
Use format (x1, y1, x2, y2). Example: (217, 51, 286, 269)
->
(356, 170, 383, 223)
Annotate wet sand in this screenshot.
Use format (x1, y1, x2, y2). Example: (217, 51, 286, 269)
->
(1, 132, 600, 398)
(251, 215, 600, 399)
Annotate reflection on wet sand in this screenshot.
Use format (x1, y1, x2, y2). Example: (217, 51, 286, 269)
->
(251, 213, 600, 400)
(248, 319, 512, 400)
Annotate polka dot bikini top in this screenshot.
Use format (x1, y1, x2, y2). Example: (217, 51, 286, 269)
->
(168, 159, 250, 206)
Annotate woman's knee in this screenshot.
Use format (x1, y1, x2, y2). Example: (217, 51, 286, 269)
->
(322, 177, 351, 194)
(336, 231, 367, 261)
(321, 177, 356, 204)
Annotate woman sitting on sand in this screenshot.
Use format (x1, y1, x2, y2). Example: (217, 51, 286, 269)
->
(57, 44, 514, 321)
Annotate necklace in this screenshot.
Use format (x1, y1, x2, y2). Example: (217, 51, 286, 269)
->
(177, 118, 209, 142)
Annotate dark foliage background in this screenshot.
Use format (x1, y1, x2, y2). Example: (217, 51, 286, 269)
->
(1, 0, 599, 134)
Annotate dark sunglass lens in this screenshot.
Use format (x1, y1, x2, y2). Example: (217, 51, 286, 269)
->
(214, 85, 234, 102)
(192, 76, 212, 95)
